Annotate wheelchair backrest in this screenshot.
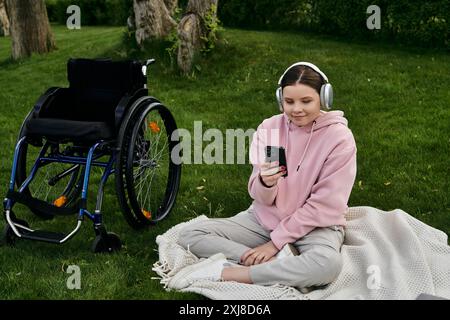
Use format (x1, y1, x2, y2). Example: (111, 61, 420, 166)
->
(67, 58, 146, 93)
(39, 58, 148, 127)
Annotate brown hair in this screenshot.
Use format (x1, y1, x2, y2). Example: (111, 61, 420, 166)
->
(280, 65, 325, 95)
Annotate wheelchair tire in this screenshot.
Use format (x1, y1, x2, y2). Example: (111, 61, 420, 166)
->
(92, 232, 122, 253)
(116, 98, 181, 229)
(15, 110, 83, 219)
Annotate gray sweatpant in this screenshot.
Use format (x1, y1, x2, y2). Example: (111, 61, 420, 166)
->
(177, 205, 345, 290)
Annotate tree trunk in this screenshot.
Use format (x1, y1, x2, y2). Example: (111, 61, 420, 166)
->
(0, 0, 9, 36)
(186, 0, 217, 18)
(177, 13, 200, 74)
(164, 0, 178, 16)
(177, 0, 218, 74)
(5, 0, 55, 60)
(133, 0, 177, 46)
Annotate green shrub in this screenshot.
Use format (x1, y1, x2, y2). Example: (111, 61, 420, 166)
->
(217, 0, 449, 48)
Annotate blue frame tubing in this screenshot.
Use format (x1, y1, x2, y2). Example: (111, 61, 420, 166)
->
(3, 136, 116, 244)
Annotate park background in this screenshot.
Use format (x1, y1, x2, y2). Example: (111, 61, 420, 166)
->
(0, 0, 449, 299)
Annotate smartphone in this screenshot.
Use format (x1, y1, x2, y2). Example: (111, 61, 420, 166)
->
(264, 146, 288, 177)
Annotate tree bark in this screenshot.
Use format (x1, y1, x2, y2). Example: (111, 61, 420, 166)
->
(186, 0, 217, 18)
(0, 0, 9, 36)
(5, 0, 55, 60)
(133, 0, 177, 46)
(177, 0, 218, 74)
(177, 13, 200, 74)
(163, 0, 178, 16)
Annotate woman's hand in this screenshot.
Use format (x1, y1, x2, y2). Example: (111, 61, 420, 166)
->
(259, 161, 287, 187)
(241, 241, 280, 266)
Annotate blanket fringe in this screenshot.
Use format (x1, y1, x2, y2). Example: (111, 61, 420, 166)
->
(152, 260, 171, 289)
(271, 284, 310, 300)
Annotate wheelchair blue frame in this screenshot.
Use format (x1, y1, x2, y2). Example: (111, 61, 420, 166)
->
(4, 137, 117, 244)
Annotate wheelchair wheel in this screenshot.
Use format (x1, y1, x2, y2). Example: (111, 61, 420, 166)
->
(92, 232, 122, 253)
(15, 114, 84, 219)
(116, 99, 181, 228)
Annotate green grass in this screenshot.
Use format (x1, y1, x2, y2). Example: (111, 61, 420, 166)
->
(0, 25, 449, 299)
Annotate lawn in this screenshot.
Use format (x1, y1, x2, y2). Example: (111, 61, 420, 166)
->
(0, 25, 449, 299)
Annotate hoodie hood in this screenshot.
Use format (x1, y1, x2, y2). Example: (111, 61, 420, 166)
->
(283, 110, 348, 171)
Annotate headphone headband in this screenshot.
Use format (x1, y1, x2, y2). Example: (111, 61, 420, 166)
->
(277, 61, 329, 86)
(275, 61, 333, 111)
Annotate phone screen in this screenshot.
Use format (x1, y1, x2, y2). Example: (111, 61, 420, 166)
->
(265, 146, 288, 177)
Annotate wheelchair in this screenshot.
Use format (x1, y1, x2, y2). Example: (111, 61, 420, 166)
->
(1, 58, 181, 253)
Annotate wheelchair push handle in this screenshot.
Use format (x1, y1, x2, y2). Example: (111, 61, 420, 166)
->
(142, 59, 156, 76)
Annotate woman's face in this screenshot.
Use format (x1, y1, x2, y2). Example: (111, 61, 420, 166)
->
(282, 83, 322, 127)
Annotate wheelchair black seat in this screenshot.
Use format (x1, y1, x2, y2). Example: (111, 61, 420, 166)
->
(24, 58, 147, 142)
(25, 118, 115, 141)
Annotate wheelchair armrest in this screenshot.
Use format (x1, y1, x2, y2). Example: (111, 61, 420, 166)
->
(32, 87, 66, 118)
(114, 88, 148, 129)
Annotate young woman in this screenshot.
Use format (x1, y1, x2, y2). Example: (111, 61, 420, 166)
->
(170, 62, 357, 292)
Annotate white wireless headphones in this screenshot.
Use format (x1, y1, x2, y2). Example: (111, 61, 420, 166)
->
(275, 62, 333, 112)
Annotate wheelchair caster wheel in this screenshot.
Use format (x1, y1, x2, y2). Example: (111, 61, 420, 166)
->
(1, 219, 29, 246)
(92, 232, 122, 253)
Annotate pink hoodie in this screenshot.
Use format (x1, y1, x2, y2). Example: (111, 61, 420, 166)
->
(248, 110, 357, 250)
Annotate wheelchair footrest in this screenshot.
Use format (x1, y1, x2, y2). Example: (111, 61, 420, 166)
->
(20, 229, 67, 244)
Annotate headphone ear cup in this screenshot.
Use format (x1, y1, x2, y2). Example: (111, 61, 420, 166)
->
(276, 87, 283, 112)
(320, 83, 333, 110)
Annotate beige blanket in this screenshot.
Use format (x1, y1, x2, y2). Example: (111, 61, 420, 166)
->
(152, 206, 450, 300)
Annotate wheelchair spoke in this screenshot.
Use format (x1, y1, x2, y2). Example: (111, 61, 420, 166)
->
(137, 145, 161, 212)
(150, 138, 169, 163)
(20, 142, 83, 209)
(142, 164, 157, 214)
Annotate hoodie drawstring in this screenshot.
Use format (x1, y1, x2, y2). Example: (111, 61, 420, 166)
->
(283, 111, 346, 173)
(296, 120, 316, 172)
(284, 116, 317, 173)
